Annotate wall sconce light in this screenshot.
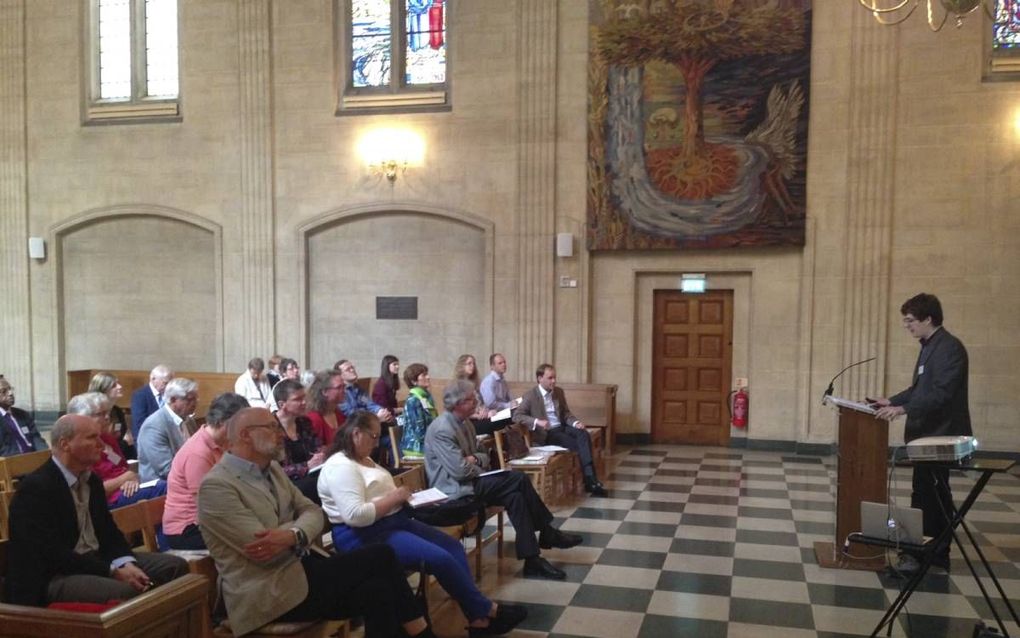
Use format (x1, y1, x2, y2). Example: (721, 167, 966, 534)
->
(358, 127, 425, 182)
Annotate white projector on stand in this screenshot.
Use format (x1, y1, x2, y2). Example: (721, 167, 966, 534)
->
(905, 435, 978, 462)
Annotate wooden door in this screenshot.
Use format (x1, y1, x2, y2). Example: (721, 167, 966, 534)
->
(652, 290, 733, 445)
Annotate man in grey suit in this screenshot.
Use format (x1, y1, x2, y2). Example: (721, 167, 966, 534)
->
(875, 293, 971, 574)
(514, 364, 607, 496)
(137, 377, 199, 482)
(198, 407, 433, 638)
(425, 379, 583, 580)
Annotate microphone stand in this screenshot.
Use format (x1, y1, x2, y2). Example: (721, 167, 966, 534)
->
(822, 357, 876, 404)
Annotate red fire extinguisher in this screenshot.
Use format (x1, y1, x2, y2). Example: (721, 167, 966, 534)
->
(729, 386, 748, 428)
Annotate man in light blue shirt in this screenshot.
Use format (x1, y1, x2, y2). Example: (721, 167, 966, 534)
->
(480, 353, 517, 411)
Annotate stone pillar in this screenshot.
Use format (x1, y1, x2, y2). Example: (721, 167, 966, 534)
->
(515, 0, 557, 377)
(840, 11, 898, 399)
(237, 0, 276, 359)
(0, 0, 32, 393)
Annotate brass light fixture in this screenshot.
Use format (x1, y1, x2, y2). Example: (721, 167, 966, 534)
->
(859, 0, 996, 31)
(358, 127, 425, 183)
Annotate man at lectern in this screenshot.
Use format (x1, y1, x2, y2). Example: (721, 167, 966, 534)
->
(873, 293, 971, 574)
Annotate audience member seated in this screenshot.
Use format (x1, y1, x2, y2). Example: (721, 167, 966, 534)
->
(425, 380, 582, 581)
(277, 357, 302, 386)
(300, 369, 316, 388)
(273, 379, 324, 504)
(137, 377, 199, 482)
(305, 370, 347, 448)
(266, 354, 284, 387)
(129, 364, 174, 445)
(399, 363, 437, 459)
(318, 412, 527, 637)
(370, 354, 402, 466)
(479, 353, 519, 412)
(0, 374, 47, 457)
(514, 364, 607, 497)
(66, 392, 167, 510)
(4, 414, 188, 606)
(234, 357, 278, 412)
(198, 407, 435, 638)
(88, 371, 135, 460)
(334, 359, 393, 423)
(371, 355, 403, 417)
(454, 354, 504, 435)
(163, 392, 249, 550)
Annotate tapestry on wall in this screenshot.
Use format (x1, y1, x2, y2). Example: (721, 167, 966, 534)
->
(587, 0, 812, 250)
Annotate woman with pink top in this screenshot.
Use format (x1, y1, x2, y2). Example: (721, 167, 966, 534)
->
(162, 392, 249, 550)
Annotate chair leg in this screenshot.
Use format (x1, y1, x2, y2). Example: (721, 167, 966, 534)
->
(497, 511, 504, 559)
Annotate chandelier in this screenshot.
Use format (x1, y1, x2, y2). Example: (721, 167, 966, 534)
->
(859, 0, 996, 31)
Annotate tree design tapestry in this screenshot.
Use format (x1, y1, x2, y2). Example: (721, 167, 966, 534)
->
(587, 0, 812, 250)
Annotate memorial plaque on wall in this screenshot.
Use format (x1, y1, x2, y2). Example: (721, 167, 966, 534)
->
(376, 296, 418, 320)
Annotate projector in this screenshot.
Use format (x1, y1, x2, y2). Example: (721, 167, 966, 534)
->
(906, 435, 978, 462)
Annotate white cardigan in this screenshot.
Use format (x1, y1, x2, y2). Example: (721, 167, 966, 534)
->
(317, 452, 397, 527)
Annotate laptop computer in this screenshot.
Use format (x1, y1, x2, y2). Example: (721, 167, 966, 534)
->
(860, 501, 925, 545)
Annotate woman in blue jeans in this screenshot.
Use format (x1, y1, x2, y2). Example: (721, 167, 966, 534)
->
(317, 412, 525, 637)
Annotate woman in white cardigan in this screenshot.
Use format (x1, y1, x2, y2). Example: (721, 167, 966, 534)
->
(317, 412, 526, 637)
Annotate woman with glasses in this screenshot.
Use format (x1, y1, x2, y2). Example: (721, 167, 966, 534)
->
(306, 370, 348, 448)
(66, 391, 167, 509)
(88, 371, 135, 460)
(273, 379, 324, 503)
(317, 412, 527, 637)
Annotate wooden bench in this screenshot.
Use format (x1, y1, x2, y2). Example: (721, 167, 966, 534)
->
(0, 449, 51, 539)
(0, 538, 211, 638)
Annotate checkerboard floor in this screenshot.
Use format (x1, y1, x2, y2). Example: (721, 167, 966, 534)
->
(427, 445, 1020, 638)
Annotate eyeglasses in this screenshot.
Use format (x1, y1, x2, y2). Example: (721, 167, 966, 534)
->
(358, 430, 381, 440)
(327, 384, 345, 392)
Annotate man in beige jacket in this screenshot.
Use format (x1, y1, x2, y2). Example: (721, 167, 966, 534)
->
(198, 407, 432, 637)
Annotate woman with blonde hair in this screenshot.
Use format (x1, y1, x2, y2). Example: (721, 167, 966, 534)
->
(88, 371, 134, 459)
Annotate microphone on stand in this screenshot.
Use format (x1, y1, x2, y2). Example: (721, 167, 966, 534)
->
(822, 357, 876, 404)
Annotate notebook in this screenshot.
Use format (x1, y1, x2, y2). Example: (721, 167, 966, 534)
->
(860, 500, 924, 545)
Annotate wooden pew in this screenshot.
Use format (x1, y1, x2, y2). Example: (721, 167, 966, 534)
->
(0, 538, 211, 638)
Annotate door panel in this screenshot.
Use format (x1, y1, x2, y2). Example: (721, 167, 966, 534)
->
(652, 290, 734, 445)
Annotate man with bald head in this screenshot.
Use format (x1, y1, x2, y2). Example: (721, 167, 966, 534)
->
(199, 408, 433, 638)
(4, 414, 187, 606)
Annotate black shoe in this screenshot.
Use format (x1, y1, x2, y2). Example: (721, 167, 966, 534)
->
(539, 527, 583, 550)
(523, 556, 566, 580)
(585, 479, 608, 497)
(468, 604, 528, 637)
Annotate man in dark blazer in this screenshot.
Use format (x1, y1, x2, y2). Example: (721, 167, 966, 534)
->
(875, 293, 971, 573)
(4, 414, 187, 606)
(0, 375, 48, 457)
(513, 364, 607, 496)
(129, 364, 174, 443)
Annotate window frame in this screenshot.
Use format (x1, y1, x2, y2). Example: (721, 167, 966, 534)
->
(985, 0, 1020, 81)
(336, 0, 451, 115)
(84, 0, 182, 124)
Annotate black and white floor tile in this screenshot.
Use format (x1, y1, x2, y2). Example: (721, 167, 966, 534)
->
(428, 445, 1020, 638)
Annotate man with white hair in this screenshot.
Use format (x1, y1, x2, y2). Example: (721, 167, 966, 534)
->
(4, 414, 187, 606)
(137, 377, 198, 482)
(130, 364, 174, 443)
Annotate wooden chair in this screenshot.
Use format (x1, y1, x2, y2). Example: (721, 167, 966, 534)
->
(389, 424, 424, 470)
(393, 465, 504, 581)
(493, 427, 579, 504)
(111, 499, 159, 552)
(0, 490, 14, 540)
(0, 538, 212, 638)
(0, 448, 51, 491)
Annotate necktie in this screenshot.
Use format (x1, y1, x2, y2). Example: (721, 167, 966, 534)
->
(3, 411, 31, 453)
(157, 393, 165, 408)
(73, 476, 100, 554)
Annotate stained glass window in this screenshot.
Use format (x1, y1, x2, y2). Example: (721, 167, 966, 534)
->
(91, 0, 179, 118)
(993, 0, 1020, 49)
(345, 0, 447, 106)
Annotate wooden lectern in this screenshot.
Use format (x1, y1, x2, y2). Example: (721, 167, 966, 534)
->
(814, 396, 888, 571)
